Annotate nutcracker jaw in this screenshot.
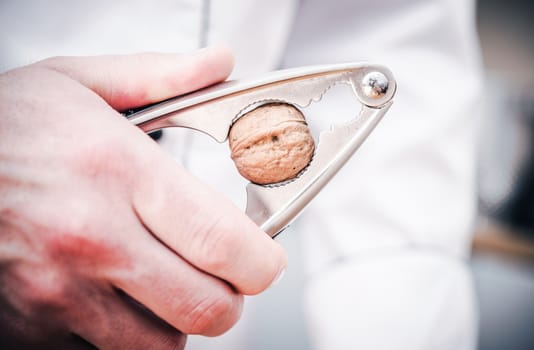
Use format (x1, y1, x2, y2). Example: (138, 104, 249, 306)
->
(126, 63, 396, 237)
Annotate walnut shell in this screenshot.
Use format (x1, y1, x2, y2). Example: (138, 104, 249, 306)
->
(229, 103, 315, 184)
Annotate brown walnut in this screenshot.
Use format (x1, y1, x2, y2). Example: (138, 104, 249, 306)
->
(229, 103, 315, 184)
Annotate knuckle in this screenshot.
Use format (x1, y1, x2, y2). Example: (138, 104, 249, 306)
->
(43, 214, 119, 269)
(41, 204, 96, 255)
(193, 216, 239, 273)
(21, 269, 70, 310)
(45, 227, 92, 258)
(182, 292, 242, 335)
(67, 136, 135, 183)
(190, 213, 286, 294)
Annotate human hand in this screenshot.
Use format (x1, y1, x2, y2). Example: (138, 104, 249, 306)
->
(0, 47, 287, 349)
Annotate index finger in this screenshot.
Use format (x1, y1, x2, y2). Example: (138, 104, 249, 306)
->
(35, 45, 234, 111)
(133, 149, 287, 295)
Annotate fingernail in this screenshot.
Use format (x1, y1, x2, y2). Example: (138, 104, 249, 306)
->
(269, 268, 286, 288)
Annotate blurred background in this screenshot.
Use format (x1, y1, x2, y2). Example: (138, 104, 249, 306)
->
(189, 0, 534, 349)
(472, 0, 534, 349)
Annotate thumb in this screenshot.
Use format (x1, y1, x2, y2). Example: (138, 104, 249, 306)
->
(35, 45, 234, 111)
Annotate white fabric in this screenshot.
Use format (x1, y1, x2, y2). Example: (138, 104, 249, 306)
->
(305, 251, 477, 350)
(0, 0, 482, 349)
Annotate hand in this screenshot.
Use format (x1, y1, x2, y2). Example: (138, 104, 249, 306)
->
(0, 47, 287, 349)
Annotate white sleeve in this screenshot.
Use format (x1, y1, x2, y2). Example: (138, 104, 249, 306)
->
(279, 1, 482, 349)
(208, 0, 300, 78)
(283, 0, 483, 269)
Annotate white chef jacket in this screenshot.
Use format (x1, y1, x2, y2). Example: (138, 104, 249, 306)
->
(0, 1, 482, 349)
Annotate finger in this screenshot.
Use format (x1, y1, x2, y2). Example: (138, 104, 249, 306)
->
(34, 45, 234, 110)
(106, 221, 244, 337)
(72, 285, 187, 349)
(132, 149, 288, 295)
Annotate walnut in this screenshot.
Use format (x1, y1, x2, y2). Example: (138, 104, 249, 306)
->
(229, 103, 315, 184)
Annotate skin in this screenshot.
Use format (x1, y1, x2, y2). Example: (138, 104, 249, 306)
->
(0, 46, 287, 349)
